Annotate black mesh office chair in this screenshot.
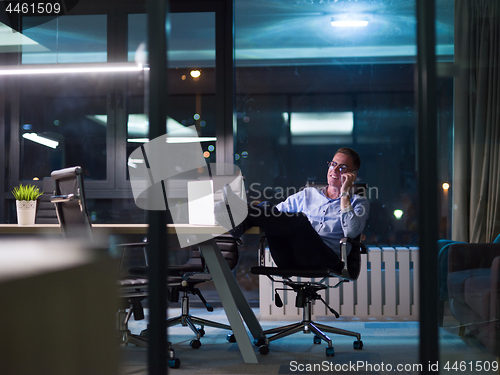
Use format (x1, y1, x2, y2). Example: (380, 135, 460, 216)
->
(251, 182, 368, 357)
(130, 234, 241, 349)
(50, 166, 180, 368)
(35, 178, 59, 224)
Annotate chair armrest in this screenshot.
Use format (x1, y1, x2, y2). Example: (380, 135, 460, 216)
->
(339, 236, 366, 279)
(50, 194, 78, 203)
(448, 243, 500, 273)
(340, 237, 367, 254)
(489, 256, 500, 324)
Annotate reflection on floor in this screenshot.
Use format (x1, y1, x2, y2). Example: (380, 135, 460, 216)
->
(119, 308, 497, 375)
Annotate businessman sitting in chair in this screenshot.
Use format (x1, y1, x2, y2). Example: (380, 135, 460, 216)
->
(214, 147, 370, 272)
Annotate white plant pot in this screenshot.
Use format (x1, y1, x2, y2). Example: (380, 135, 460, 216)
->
(16, 200, 37, 225)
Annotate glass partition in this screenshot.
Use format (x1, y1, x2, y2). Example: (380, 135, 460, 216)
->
(22, 15, 107, 64)
(438, 0, 500, 371)
(126, 12, 217, 175)
(19, 74, 110, 181)
(235, 0, 423, 365)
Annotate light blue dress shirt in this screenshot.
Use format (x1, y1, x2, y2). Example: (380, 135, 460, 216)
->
(275, 187, 370, 256)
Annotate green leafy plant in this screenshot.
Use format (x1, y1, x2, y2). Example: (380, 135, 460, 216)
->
(12, 184, 43, 201)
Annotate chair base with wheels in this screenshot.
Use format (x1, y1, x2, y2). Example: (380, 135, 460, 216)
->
(117, 278, 181, 369)
(253, 273, 362, 356)
(129, 235, 241, 350)
(251, 236, 366, 356)
(166, 276, 233, 349)
(117, 278, 149, 348)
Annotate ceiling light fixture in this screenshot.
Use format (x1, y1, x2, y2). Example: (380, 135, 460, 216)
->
(0, 62, 149, 76)
(22, 133, 59, 149)
(331, 19, 369, 27)
(127, 137, 217, 144)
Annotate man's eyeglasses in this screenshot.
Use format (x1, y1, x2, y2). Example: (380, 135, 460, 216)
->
(327, 161, 355, 173)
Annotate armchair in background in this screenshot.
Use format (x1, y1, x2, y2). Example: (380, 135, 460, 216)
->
(447, 242, 500, 357)
(438, 234, 500, 326)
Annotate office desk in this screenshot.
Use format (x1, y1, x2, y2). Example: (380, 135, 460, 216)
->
(0, 223, 262, 236)
(0, 223, 264, 363)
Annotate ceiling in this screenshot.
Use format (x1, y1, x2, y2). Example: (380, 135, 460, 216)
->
(234, 0, 454, 65)
(0, 0, 454, 66)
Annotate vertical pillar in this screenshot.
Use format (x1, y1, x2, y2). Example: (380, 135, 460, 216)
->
(416, 0, 439, 370)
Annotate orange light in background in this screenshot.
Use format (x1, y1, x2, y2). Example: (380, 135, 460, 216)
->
(33, 177, 39, 180)
(442, 182, 450, 190)
(190, 70, 201, 78)
(203, 151, 210, 158)
(197, 167, 204, 173)
(181, 75, 186, 80)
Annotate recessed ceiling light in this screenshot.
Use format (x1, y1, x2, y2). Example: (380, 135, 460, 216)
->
(331, 20, 369, 27)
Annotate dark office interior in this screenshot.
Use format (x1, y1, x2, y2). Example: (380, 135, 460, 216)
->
(1, 0, 499, 374)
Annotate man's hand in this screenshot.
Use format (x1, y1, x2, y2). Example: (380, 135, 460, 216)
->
(341, 172, 356, 194)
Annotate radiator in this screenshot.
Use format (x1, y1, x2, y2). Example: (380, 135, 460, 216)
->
(258, 246, 419, 319)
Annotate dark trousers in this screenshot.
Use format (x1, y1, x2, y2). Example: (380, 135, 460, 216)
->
(245, 203, 341, 270)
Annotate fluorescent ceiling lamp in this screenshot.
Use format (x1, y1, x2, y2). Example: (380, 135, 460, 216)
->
(128, 158, 145, 169)
(90, 114, 200, 136)
(331, 20, 369, 27)
(22, 133, 59, 149)
(289, 112, 354, 136)
(0, 63, 149, 76)
(88, 113, 217, 143)
(127, 137, 217, 144)
(128, 138, 151, 143)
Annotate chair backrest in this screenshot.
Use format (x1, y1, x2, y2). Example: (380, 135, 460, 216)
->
(179, 235, 240, 274)
(213, 235, 240, 270)
(50, 166, 93, 240)
(35, 177, 59, 224)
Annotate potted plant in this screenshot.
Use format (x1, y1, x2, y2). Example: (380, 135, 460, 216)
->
(12, 184, 43, 225)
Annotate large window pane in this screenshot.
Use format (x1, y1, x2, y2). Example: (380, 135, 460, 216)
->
(438, 0, 500, 370)
(127, 12, 217, 182)
(19, 74, 110, 181)
(22, 15, 107, 64)
(235, 0, 422, 366)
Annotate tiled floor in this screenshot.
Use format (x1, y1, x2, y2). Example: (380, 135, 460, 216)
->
(119, 308, 497, 375)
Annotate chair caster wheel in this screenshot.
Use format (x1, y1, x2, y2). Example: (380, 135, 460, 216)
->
(259, 345, 269, 355)
(354, 340, 363, 349)
(326, 347, 335, 356)
(168, 358, 181, 368)
(190, 339, 201, 349)
(227, 333, 236, 343)
(313, 335, 322, 344)
(253, 338, 265, 346)
(198, 328, 205, 337)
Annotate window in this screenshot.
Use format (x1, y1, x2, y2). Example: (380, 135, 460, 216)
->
(22, 15, 107, 64)
(19, 74, 110, 181)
